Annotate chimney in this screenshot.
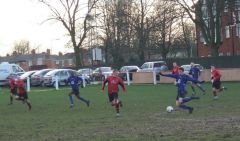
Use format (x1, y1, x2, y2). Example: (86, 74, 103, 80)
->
(59, 52, 63, 56)
(47, 49, 51, 55)
(31, 49, 36, 54)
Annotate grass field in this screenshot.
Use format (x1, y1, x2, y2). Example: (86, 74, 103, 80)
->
(0, 82, 239, 141)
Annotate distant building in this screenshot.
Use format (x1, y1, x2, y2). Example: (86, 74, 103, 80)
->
(196, 0, 240, 57)
(0, 49, 76, 71)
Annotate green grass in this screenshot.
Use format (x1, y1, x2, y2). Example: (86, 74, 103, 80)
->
(0, 82, 239, 141)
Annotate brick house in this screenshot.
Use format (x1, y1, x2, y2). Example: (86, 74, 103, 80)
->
(197, 0, 240, 57)
(0, 49, 75, 71)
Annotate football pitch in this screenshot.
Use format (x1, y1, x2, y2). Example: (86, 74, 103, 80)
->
(0, 82, 239, 141)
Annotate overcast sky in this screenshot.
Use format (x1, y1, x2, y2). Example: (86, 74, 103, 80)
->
(0, 0, 72, 56)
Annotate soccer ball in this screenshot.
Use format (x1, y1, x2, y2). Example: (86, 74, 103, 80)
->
(166, 106, 174, 113)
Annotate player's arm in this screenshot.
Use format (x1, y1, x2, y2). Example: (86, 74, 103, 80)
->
(159, 72, 178, 79)
(101, 78, 108, 91)
(118, 78, 126, 92)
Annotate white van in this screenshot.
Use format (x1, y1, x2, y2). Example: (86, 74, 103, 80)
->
(138, 61, 168, 73)
(0, 62, 25, 85)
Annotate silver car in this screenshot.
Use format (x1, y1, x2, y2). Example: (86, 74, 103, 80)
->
(43, 69, 78, 87)
(31, 69, 53, 86)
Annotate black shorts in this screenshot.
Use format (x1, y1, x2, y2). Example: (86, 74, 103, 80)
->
(70, 90, 80, 95)
(212, 79, 221, 89)
(176, 90, 186, 100)
(10, 88, 17, 95)
(17, 93, 28, 100)
(108, 93, 118, 102)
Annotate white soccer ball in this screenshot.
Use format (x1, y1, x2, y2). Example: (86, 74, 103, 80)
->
(166, 106, 174, 113)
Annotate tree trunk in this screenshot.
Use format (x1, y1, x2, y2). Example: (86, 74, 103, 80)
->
(74, 46, 82, 68)
(210, 46, 219, 57)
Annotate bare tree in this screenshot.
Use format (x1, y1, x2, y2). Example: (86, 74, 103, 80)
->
(39, 0, 98, 68)
(151, 0, 179, 59)
(13, 40, 31, 55)
(174, 0, 225, 56)
(130, 0, 156, 62)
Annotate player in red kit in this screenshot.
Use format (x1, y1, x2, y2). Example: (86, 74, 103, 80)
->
(211, 65, 227, 99)
(101, 69, 126, 117)
(15, 77, 32, 110)
(8, 74, 17, 105)
(172, 62, 180, 75)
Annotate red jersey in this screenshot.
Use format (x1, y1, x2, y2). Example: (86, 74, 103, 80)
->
(8, 78, 16, 89)
(172, 65, 180, 75)
(16, 79, 27, 95)
(211, 68, 221, 81)
(101, 76, 126, 94)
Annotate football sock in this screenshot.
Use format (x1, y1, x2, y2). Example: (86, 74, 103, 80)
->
(191, 86, 196, 94)
(212, 91, 217, 96)
(219, 87, 224, 92)
(79, 96, 88, 104)
(69, 95, 74, 105)
(10, 96, 13, 104)
(183, 97, 193, 103)
(27, 102, 32, 110)
(197, 85, 205, 93)
(115, 103, 120, 113)
(179, 104, 191, 110)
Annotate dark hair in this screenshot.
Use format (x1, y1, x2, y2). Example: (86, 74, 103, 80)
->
(179, 67, 184, 72)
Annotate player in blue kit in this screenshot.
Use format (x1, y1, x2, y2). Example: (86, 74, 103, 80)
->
(189, 62, 206, 95)
(159, 67, 204, 114)
(67, 73, 90, 108)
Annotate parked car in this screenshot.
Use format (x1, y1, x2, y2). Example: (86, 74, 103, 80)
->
(0, 62, 25, 85)
(181, 64, 204, 75)
(138, 61, 167, 81)
(137, 61, 168, 73)
(91, 67, 113, 81)
(119, 65, 140, 81)
(77, 68, 93, 84)
(31, 69, 53, 86)
(43, 69, 78, 87)
(19, 70, 37, 83)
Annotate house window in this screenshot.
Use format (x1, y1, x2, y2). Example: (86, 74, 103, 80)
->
(238, 11, 240, 23)
(225, 26, 230, 38)
(37, 58, 43, 65)
(200, 32, 206, 44)
(68, 59, 72, 65)
(235, 0, 240, 11)
(236, 23, 240, 36)
(202, 6, 208, 18)
(224, 0, 228, 12)
(28, 60, 32, 66)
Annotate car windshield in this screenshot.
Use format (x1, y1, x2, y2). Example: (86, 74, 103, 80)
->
(34, 69, 51, 75)
(182, 65, 191, 71)
(20, 71, 34, 78)
(153, 62, 165, 67)
(79, 69, 92, 74)
(101, 67, 111, 72)
(45, 70, 59, 75)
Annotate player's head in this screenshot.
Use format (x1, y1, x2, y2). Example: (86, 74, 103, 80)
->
(112, 69, 119, 76)
(211, 64, 215, 70)
(178, 67, 184, 74)
(190, 62, 194, 66)
(173, 62, 177, 67)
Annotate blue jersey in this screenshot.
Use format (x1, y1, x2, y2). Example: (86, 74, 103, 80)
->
(189, 66, 200, 79)
(160, 73, 202, 94)
(67, 76, 82, 91)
